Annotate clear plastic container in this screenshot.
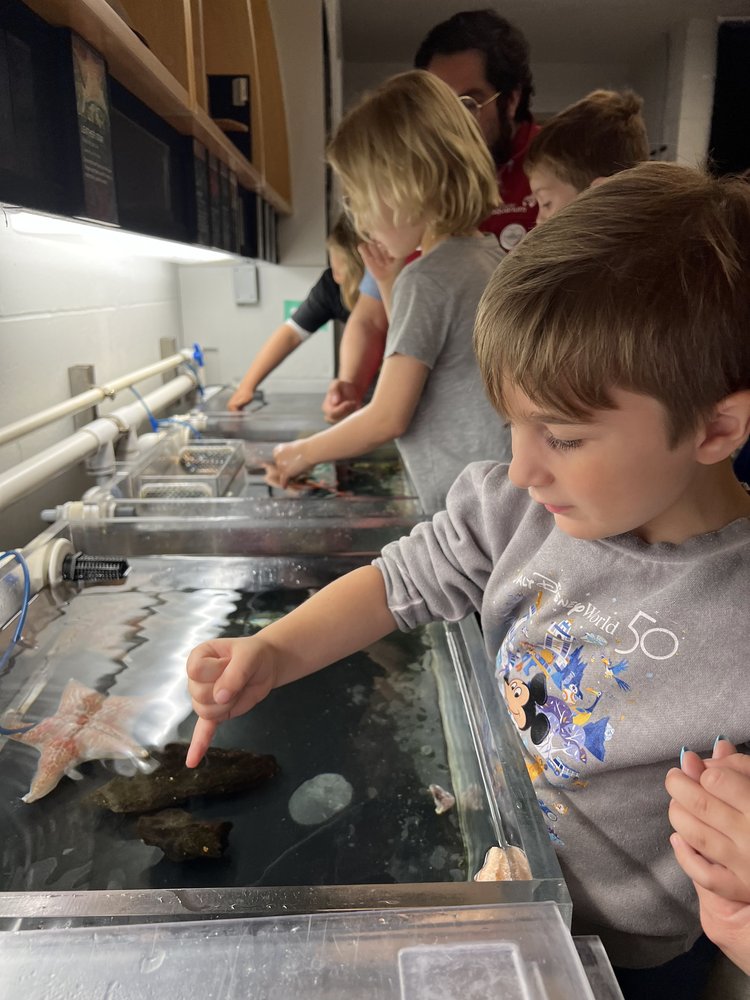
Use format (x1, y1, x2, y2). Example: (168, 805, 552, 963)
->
(0, 902, 611, 1000)
(134, 440, 245, 498)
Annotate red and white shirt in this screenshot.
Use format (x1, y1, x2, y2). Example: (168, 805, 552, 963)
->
(479, 120, 541, 250)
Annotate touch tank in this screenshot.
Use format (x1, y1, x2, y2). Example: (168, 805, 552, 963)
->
(188, 389, 418, 501)
(56, 389, 419, 515)
(0, 382, 624, 997)
(0, 523, 567, 928)
(41, 389, 425, 557)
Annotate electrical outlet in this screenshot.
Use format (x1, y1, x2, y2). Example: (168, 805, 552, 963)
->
(233, 264, 258, 305)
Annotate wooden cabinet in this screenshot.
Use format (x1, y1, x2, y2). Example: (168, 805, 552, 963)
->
(249, 0, 291, 207)
(202, 0, 290, 207)
(21, 0, 291, 215)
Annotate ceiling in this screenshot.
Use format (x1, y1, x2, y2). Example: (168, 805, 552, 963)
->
(339, 0, 750, 65)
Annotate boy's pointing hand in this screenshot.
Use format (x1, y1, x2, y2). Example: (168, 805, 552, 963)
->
(185, 637, 278, 767)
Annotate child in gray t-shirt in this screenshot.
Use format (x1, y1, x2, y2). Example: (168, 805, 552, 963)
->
(186, 163, 750, 998)
(270, 70, 507, 514)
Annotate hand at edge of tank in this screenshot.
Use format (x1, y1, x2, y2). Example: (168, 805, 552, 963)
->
(270, 440, 313, 487)
(227, 385, 255, 411)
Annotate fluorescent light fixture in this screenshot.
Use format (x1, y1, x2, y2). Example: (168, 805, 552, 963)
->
(3, 205, 238, 263)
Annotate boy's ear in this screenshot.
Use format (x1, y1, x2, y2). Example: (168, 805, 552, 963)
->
(695, 390, 750, 465)
(588, 176, 607, 189)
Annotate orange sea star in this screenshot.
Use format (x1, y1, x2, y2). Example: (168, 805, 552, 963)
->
(8, 678, 149, 803)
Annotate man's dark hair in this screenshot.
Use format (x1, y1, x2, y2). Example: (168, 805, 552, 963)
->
(414, 9, 534, 123)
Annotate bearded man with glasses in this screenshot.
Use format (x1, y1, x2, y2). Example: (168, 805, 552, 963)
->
(415, 8, 539, 251)
(322, 9, 540, 423)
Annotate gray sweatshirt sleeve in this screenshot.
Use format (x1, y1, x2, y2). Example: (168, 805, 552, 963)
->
(374, 461, 518, 630)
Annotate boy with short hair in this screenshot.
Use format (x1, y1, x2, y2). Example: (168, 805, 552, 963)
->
(526, 89, 650, 222)
(186, 163, 750, 997)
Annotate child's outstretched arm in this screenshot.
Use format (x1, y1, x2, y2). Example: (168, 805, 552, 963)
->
(271, 354, 428, 486)
(666, 740, 750, 975)
(186, 566, 397, 767)
(227, 323, 303, 411)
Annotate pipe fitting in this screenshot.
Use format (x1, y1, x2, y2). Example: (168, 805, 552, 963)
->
(0, 372, 198, 512)
(100, 413, 130, 435)
(116, 425, 141, 462)
(13, 537, 74, 593)
(85, 441, 116, 481)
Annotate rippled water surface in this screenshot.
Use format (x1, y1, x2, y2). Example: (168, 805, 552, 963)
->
(0, 566, 466, 892)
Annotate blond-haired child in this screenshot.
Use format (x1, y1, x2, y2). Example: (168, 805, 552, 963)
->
(227, 215, 364, 411)
(186, 162, 750, 998)
(525, 89, 649, 223)
(270, 70, 509, 514)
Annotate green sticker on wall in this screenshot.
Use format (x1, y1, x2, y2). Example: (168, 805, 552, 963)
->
(283, 300, 302, 321)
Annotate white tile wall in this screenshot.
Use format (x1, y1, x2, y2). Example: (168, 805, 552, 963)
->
(0, 0, 334, 551)
(178, 261, 334, 394)
(0, 224, 184, 548)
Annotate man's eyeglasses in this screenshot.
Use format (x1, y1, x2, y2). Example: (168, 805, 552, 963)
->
(459, 92, 501, 116)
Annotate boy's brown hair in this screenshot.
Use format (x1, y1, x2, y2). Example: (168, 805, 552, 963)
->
(474, 162, 750, 444)
(326, 70, 498, 241)
(525, 90, 650, 192)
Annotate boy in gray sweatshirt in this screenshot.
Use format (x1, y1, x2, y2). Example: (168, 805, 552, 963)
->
(185, 163, 750, 997)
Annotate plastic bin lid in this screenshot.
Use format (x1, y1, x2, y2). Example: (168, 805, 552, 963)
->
(0, 902, 607, 1000)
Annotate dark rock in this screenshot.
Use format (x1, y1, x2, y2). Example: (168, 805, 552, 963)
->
(87, 743, 279, 813)
(136, 809, 232, 861)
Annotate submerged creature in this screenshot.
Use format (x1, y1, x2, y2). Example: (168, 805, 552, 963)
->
(88, 743, 279, 813)
(473, 845, 532, 881)
(135, 809, 232, 862)
(288, 772, 353, 825)
(428, 783, 455, 815)
(7, 679, 149, 803)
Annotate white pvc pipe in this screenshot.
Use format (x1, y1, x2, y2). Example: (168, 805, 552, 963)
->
(0, 349, 196, 447)
(0, 374, 196, 512)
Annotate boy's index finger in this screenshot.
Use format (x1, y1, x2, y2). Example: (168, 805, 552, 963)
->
(186, 717, 218, 768)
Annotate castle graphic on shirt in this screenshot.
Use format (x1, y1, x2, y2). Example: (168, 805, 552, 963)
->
(496, 590, 627, 844)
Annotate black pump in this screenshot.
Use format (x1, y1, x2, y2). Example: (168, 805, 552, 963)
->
(61, 552, 130, 582)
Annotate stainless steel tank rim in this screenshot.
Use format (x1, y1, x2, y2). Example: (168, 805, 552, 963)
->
(0, 880, 569, 921)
